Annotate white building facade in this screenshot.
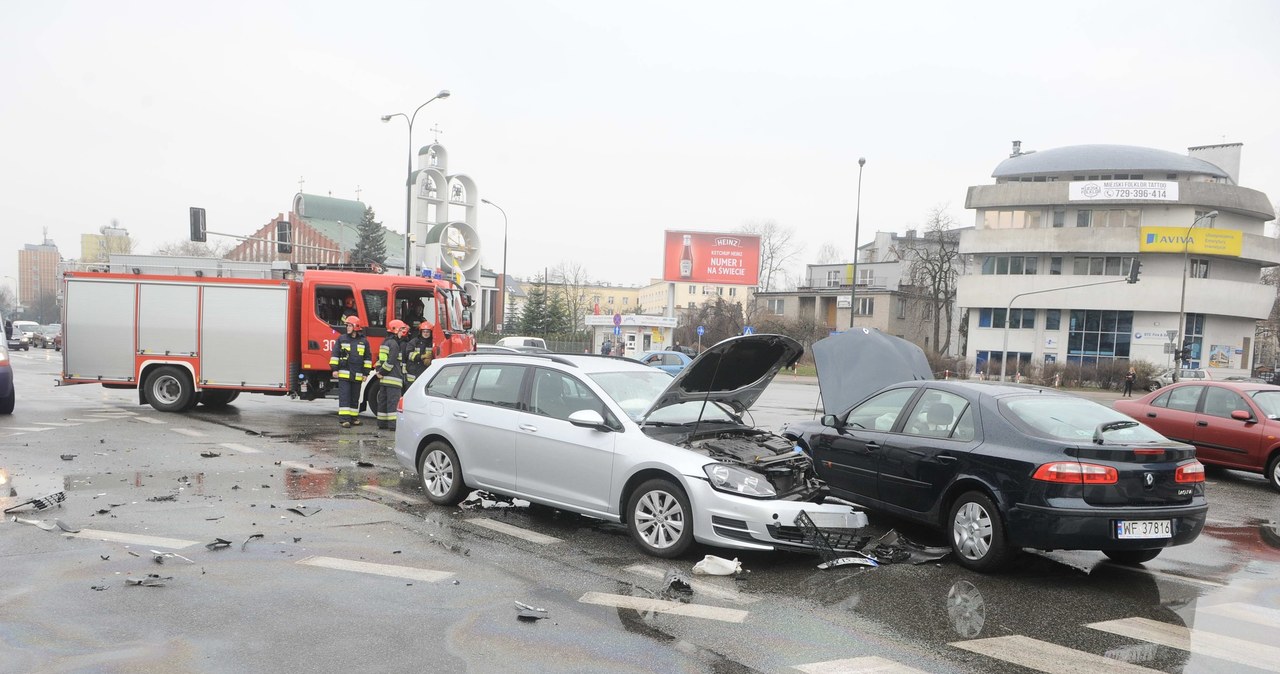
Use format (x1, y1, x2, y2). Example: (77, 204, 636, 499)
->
(959, 142, 1278, 378)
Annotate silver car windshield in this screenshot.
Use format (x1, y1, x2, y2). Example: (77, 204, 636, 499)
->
(1249, 390, 1280, 419)
(588, 370, 735, 423)
(1004, 397, 1169, 443)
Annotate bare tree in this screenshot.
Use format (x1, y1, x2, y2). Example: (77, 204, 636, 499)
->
(900, 206, 965, 354)
(549, 261, 593, 332)
(152, 239, 232, 257)
(815, 242, 845, 264)
(738, 220, 803, 293)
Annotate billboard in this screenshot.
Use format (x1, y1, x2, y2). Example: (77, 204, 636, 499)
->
(662, 231, 761, 285)
(1069, 180, 1178, 202)
(1139, 227, 1243, 256)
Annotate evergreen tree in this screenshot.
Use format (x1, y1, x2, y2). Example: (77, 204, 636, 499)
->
(350, 206, 387, 269)
(517, 275, 550, 335)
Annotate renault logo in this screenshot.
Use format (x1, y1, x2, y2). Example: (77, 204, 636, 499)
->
(1144, 472, 1155, 487)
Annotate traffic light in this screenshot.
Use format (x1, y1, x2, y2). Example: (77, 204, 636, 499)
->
(1126, 259, 1142, 284)
(276, 220, 292, 254)
(189, 207, 207, 243)
(1179, 345, 1192, 362)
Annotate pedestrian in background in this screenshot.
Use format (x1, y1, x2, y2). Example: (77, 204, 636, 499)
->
(329, 315, 371, 428)
(376, 319, 410, 430)
(1123, 367, 1136, 397)
(601, 339, 612, 356)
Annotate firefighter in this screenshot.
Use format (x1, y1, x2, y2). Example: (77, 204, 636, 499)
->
(405, 320, 436, 387)
(376, 319, 411, 430)
(329, 315, 372, 428)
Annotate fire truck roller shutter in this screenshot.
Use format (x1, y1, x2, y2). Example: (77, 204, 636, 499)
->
(138, 283, 199, 356)
(201, 285, 290, 389)
(64, 279, 136, 381)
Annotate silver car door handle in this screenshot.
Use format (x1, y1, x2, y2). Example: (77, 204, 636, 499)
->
(519, 424, 538, 432)
(453, 411, 469, 419)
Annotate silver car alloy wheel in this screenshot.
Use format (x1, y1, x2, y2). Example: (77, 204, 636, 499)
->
(633, 489, 685, 550)
(953, 501, 994, 561)
(422, 449, 454, 497)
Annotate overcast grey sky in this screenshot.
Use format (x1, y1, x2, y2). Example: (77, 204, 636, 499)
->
(3, 0, 1277, 292)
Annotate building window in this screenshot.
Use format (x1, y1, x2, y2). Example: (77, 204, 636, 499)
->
(856, 268, 874, 285)
(1067, 310, 1134, 366)
(978, 308, 1033, 329)
(688, 285, 696, 294)
(1076, 210, 1092, 227)
(728, 288, 736, 297)
(981, 255, 1039, 275)
(983, 209, 1043, 229)
(1049, 257, 1062, 275)
(896, 298, 907, 319)
(1183, 312, 1205, 366)
(856, 297, 874, 316)
(1045, 309, 1061, 330)
(1091, 209, 1141, 227)
(1072, 256, 1136, 276)
(974, 351, 1032, 378)
(1190, 258, 1210, 279)
(826, 271, 841, 287)
(1052, 209, 1065, 228)
(622, 297, 629, 305)
(702, 286, 713, 295)
(767, 298, 785, 315)
(688, 302, 696, 309)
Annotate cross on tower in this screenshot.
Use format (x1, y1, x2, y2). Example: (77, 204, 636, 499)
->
(429, 124, 444, 143)
(297, 176, 305, 192)
(355, 185, 362, 201)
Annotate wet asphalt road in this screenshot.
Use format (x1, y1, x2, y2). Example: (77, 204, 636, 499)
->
(2, 350, 1280, 673)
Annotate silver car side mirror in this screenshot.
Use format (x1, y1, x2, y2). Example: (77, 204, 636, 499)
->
(568, 409, 612, 432)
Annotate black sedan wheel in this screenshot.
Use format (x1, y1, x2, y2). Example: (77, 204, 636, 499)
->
(1102, 549, 1161, 565)
(418, 441, 467, 506)
(626, 479, 693, 558)
(949, 491, 1016, 573)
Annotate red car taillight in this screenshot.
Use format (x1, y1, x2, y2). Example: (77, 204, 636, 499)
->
(1175, 461, 1206, 483)
(1032, 461, 1119, 484)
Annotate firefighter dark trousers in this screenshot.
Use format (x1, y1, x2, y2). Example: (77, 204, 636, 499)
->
(377, 384, 401, 426)
(337, 379, 359, 420)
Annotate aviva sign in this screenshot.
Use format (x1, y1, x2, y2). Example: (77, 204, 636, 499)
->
(1139, 226, 1243, 256)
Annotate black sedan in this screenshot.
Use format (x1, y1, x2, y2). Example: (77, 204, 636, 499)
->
(782, 329, 1208, 572)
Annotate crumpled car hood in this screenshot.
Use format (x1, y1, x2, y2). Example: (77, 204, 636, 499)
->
(812, 327, 933, 416)
(641, 334, 803, 419)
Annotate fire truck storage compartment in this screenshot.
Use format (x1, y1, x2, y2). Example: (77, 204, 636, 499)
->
(64, 278, 137, 382)
(138, 283, 199, 356)
(200, 284, 289, 388)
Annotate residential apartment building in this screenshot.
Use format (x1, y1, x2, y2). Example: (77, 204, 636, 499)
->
(959, 141, 1278, 377)
(18, 239, 61, 323)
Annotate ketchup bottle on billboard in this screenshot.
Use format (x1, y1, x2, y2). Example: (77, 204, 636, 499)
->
(679, 234, 693, 278)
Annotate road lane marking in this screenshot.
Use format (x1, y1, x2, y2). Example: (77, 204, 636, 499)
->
(2, 426, 54, 432)
(578, 591, 748, 623)
(359, 485, 425, 504)
(1087, 617, 1280, 671)
(951, 635, 1163, 674)
(793, 656, 929, 674)
(171, 428, 206, 437)
(280, 460, 328, 475)
(219, 442, 261, 454)
(66, 529, 200, 550)
(33, 422, 79, 427)
(297, 556, 454, 582)
(134, 417, 165, 425)
(468, 518, 562, 545)
(1199, 602, 1280, 629)
(64, 418, 106, 423)
(623, 564, 758, 604)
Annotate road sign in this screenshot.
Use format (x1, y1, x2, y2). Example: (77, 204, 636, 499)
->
(696, 325, 704, 336)
(613, 326, 620, 335)
(743, 326, 754, 335)
(613, 313, 622, 326)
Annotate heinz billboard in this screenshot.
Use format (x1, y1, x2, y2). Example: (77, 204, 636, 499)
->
(662, 230, 761, 285)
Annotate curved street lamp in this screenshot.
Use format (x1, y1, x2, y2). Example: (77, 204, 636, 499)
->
(382, 89, 451, 275)
(1174, 210, 1219, 382)
(480, 198, 508, 333)
(849, 157, 866, 328)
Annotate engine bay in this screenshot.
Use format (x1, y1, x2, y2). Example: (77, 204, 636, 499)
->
(681, 428, 827, 499)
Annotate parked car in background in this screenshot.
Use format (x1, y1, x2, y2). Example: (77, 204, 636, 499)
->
(496, 336, 548, 349)
(6, 328, 29, 352)
(782, 328, 1208, 572)
(32, 324, 61, 349)
(1147, 368, 1210, 391)
(0, 341, 14, 414)
(635, 350, 694, 375)
(395, 334, 865, 558)
(1115, 380, 1280, 492)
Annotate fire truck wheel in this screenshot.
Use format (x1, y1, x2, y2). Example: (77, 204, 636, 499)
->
(200, 390, 238, 409)
(145, 366, 195, 412)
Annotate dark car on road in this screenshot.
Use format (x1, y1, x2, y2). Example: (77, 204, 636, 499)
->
(0, 341, 13, 414)
(1115, 380, 1280, 492)
(782, 328, 1208, 572)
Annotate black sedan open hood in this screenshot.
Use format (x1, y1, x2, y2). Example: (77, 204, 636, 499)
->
(641, 334, 803, 419)
(812, 328, 933, 416)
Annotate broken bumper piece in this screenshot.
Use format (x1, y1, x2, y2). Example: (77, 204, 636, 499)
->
(685, 479, 867, 552)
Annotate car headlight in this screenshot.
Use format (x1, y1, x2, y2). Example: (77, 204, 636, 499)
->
(703, 463, 776, 498)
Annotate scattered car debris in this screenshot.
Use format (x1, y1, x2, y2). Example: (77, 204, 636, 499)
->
(206, 538, 232, 551)
(205, 515, 224, 521)
(10, 517, 56, 531)
(146, 494, 177, 503)
(663, 569, 693, 594)
(796, 510, 950, 569)
(286, 505, 321, 517)
(60, 454, 77, 461)
(514, 601, 548, 621)
(90, 585, 108, 591)
(100, 555, 110, 561)
(692, 555, 742, 576)
(4, 491, 66, 513)
(242, 533, 264, 551)
(199, 451, 221, 458)
(125, 574, 172, 587)
(865, 529, 950, 565)
(127, 551, 141, 557)
(355, 460, 374, 468)
(151, 550, 195, 564)
(55, 519, 80, 533)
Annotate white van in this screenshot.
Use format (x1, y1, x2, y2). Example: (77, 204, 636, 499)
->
(496, 336, 548, 349)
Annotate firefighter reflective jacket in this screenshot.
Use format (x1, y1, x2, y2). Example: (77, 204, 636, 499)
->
(405, 333, 435, 385)
(378, 334, 407, 388)
(329, 333, 372, 381)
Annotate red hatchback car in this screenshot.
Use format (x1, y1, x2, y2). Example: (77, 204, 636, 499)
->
(1115, 381, 1280, 492)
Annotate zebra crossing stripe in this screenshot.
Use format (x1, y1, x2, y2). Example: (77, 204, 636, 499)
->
(793, 656, 928, 673)
(2, 427, 54, 432)
(33, 422, 79, 427)
(578, 591, 748, 623)
(951, 635, 1163, 674)
(172, 428, 206, 437)
(623, 564, 758, 604)
(1198, 602, 1280, 629)
(135, 417, 165, 425)
(468, 518, 562, 545)
(359, 485, 424, 504)
(1087, 617, 1280, 671)
(67, 529, 200, 550)
(297, 556, 453, 582)
(219, 442, 261, 454)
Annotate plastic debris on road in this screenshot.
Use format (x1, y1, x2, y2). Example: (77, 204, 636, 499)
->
(206, 538, 232, 550)
(663, 569, 693, 594)
(692, 555, 742, 576)
(4, 491, 66, 514)
(125, 574, 173, 587)
(514, 601, 548, 621)
(287, 505, 322, 517)
(241, 533, 264, 551)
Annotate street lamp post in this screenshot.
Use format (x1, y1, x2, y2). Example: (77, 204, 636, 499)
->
(848, 157, 866, 328)
(1174, 210, 1218, 382)
(381, 89, 451, 275)
(480, 198, 508, 333)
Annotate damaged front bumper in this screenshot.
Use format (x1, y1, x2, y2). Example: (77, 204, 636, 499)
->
(685, 478, 867, 552)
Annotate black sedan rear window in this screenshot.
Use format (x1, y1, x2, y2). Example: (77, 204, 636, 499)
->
(1003, 396, 1168, 443)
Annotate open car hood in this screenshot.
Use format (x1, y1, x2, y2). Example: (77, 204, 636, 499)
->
(641, 334, 803, 420)
(812, 328, 933, 416)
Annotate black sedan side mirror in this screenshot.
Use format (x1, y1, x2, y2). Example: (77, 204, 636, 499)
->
(1231, 409, 1255, 423)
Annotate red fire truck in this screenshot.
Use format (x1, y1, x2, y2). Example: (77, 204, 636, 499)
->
(60, 264, 475, 412)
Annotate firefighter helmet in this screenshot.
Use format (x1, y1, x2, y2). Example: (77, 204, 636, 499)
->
(343, 315, 363, 329)
(387, 319, 410, 336)
(418, 320, 434, 331)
